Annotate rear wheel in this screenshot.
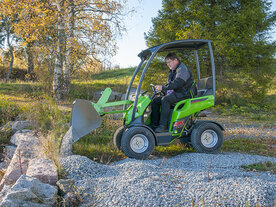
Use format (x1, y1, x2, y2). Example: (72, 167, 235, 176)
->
(113, 126, 125, 150)
(191, 122, 223, 153)
(121, 127, 155, 160)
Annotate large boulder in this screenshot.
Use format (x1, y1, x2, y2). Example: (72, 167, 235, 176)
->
(0, 184, 12, 203)
(57, 179, 80, 207)
(59, 127, 73, 157)
(4, 145, 17, 160)
(0, 175, 57, 207)
(93, 90, 123, 102)
(12, 121, 34, 132)
(0, 161, 8, 171)
(26, 158, 58, 186)
(121, 88, 143, 101)
(109, 91, 123, 101)
(0, 140, 39, 191)
(56, 179, 75, 196)
(93, 91, 103, 100)
(10, 130, 37, 146)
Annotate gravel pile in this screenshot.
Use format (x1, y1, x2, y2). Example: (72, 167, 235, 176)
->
(60, 153, 276, 207)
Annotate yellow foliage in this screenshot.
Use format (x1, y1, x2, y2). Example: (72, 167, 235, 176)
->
(1, 0, 57, 44)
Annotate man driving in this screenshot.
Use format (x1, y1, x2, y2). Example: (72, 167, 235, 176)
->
(151, 53, 197, 133)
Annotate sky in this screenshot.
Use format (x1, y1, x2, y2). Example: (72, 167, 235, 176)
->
(113, 0, 276, 68)
(112, 0, 163, 68)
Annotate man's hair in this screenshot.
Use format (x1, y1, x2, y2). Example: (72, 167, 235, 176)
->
(165, 53, 179, 61)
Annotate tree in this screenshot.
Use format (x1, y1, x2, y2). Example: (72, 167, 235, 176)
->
(145, 0, 276, 103)
(52, 0, 126, 99)
(0, 16, 16, 82)
(0, 0, 127, 98)
(51, 0, 125, 98)
(0, 0, 56, 82)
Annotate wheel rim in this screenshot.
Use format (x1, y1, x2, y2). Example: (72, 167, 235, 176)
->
(130, 134, 149, 153)
(201, 130, 218, 148)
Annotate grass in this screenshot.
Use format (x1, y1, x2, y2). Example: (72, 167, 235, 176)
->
(0, 68, 275, 165)
(241, 161, 276, 174)
(73, 116, 127, 163)
(0, 128, 13, 147)
(221, 138, 276, 157)
(91, 67, 135, 80)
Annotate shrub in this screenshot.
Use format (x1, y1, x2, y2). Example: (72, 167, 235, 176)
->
(0, 98, 26, 125)
(27, 96, 70, 135)
(0, 67, 28, 81)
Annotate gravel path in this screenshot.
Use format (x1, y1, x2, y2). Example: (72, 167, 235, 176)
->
(60, 153, 276, 207)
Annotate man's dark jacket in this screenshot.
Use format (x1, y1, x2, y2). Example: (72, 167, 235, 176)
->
(162, 62, 195, 98)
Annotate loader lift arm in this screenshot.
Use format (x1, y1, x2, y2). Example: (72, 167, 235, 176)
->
(92, 88, 133, 115)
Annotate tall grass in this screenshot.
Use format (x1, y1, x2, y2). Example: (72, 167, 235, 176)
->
(0, 98, 29, 125)
(0, 94, 70, 176)
(25, 97, 70, 173)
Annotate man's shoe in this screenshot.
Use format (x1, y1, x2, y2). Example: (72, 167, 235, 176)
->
(149, 124, 158, 130)
(155, 125, 168, 133)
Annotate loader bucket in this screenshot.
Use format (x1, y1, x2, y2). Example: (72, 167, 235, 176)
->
(70, 99, 102, 142)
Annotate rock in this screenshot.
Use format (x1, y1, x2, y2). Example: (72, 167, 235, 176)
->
(11, 121, 34, 132)
(109, 91, 123, 101)
(10, 130, 36, 146)
(57, 179, 80, 207)
(94, 90, 123, 102)
(0, 185, 12, 203)
(0, 175, 57, 207)
(59, 127, 73, 157)
(56, 179, 75, 196)
(120, 94, 127, 101)
(93, 91, 103, 100)
(0, 161, 8, 170)
(0, 140, 39, 191)
(63, 192, 80, 207)
(4, 146, 17, 160)
(121, 88, 141, 101)
(26, 159, 58, 186)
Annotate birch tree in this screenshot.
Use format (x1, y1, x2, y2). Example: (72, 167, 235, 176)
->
(53, 0, 126, 99)
(0, 16, 15, 82)
(0, 0, 127, 98)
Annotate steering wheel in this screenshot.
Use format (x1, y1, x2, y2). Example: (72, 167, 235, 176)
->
(150, 84, 166, 99)
(140, 90, 148, 96)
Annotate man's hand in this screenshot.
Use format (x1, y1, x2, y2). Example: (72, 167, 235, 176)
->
(155, 85, 162, 92)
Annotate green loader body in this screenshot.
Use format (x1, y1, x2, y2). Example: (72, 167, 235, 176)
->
(67, 39, 224, 159)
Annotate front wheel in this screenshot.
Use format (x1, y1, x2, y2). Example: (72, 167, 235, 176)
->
(191, 122, 223, 153)
(113, 126, 125, 150)
(121, 127, 155, 160)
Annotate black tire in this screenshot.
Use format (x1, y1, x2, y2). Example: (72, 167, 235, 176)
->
(113, 126, 125, 150)
(179, 136, 191, 144)
(191, 122, 223, 153)
(121, 127, 155, 160)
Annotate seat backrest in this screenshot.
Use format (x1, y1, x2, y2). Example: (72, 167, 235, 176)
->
(198, 76, 213, 96)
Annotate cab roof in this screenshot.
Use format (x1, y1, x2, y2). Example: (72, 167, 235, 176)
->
(138, 39, 211, 59)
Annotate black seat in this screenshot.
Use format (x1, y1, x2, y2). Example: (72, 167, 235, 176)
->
(197, 77, 213, 97)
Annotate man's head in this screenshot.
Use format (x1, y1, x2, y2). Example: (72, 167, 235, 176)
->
(165, 53, 180, 70)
